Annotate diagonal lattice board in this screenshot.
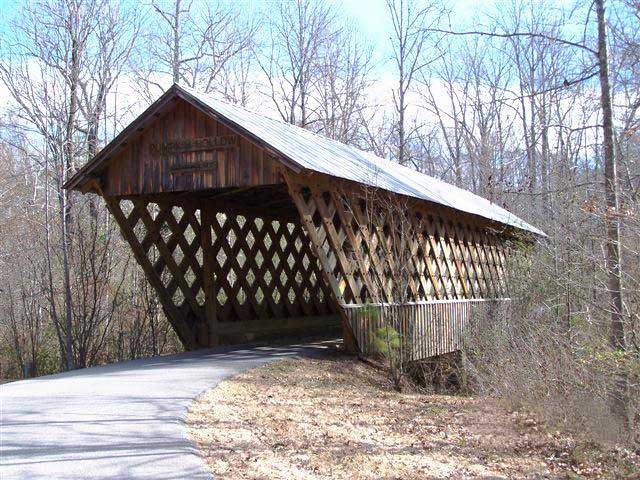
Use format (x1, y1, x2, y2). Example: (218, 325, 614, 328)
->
(283, 172, 509, 307)
(105, 196, 334, 349)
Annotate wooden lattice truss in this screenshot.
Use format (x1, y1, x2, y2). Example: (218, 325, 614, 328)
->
(101, 171, 511, 351)
(104, 193, 334, 350)
(284, 173, 509, 305)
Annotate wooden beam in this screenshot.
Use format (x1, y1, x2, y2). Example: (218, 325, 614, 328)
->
(201, 203, 218, 347)
(310, 187, 361, 303)
(218, 314, 340, 336)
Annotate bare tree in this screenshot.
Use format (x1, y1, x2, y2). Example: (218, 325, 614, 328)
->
(257, 0, 337, 127)
(150, 0, 193, 85)
(313, 27, 374, 145)
(0, 0, 137, 371)
(422, 0, 633, 434)
(140, 0, 257, 100)
(596, 0, 626, 421)
(416, 40, 470, 186)
(386, 0, 442, 166)
(217, 47, 255, 106)
(0, 143, 48, 378)
(348, 185, 420, 390)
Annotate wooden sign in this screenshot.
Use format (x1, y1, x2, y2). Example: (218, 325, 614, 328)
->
(150, 135, 238, 175)
(151, 135, 238, 156)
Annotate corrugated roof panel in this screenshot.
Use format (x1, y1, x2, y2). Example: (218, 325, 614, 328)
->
(179, 85, 544, 236)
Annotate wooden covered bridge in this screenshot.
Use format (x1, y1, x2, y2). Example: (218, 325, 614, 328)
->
(65, 84, 543, 359)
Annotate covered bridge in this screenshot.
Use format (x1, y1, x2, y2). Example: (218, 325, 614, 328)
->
(65, 84, 543, 358)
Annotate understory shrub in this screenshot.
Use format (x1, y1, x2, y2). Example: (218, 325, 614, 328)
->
(462, 248, 639, 448)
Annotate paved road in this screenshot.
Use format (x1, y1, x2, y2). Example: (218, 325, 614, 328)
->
(0, 343, 332, 479)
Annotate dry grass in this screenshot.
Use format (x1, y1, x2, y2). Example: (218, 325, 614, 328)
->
(187, 356, 639, 479)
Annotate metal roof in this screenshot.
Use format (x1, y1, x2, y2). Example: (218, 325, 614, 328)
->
(178, 85, 544, 236)
(66, 84, 544, 236)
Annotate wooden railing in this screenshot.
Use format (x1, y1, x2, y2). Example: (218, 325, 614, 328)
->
(343, 298, 511, 360)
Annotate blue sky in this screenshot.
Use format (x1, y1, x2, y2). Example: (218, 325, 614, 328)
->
(0, 0, 606, 163)
(0, 0, 489, 51)
(0, 0, 598, 117)
(0, 0, 18, 16)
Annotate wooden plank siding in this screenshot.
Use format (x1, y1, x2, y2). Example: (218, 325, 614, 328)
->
(102, 99, 281, 197)
(344, 299, 511, 360)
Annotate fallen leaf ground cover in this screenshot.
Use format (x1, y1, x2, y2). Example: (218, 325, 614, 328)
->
(187, 355, 639, 479)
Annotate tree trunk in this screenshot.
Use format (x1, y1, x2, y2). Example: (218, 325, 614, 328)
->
(60, 30, 81, 372)
(397, 26, 406, 166)
(172, 0, 181, 83)
(596, 0, 627, 426)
